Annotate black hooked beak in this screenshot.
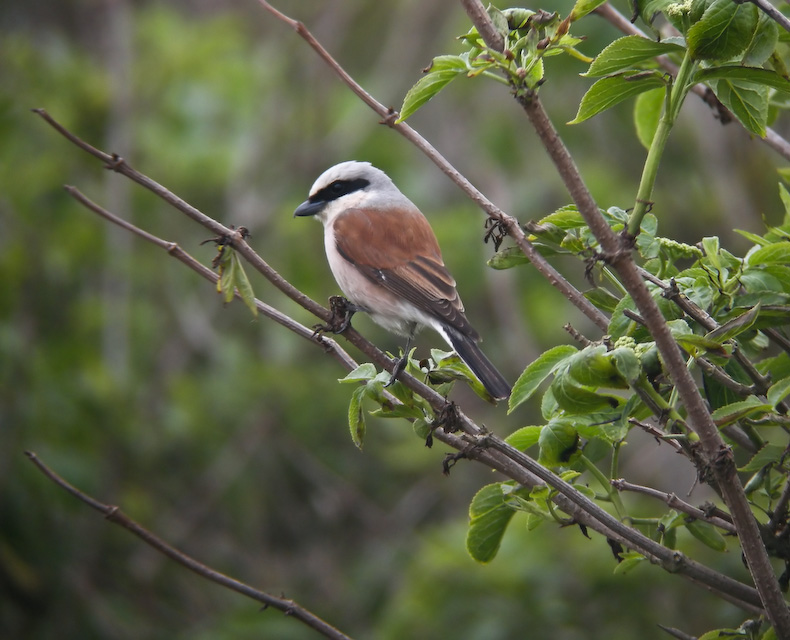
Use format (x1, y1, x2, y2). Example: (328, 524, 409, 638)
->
(293, 199, 326, 217)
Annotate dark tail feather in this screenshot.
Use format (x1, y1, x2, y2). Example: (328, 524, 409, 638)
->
(445, 328, 511, 400)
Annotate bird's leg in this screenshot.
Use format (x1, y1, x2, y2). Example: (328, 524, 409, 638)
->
(385, 334, 413, 388)
(313, 295, 364, 336)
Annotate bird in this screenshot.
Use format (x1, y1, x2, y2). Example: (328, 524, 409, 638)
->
(294, 161, 511, 400)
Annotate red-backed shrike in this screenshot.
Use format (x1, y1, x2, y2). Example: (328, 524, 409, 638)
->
(294, 161, 511, 400)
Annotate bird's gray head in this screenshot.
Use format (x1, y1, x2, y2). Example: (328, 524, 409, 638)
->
(293, 161, 402, 223)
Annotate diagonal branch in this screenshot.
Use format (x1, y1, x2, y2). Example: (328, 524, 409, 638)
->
(25, 451, 354, 640)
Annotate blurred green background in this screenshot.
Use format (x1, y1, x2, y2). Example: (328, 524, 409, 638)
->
(2, 1, 787, 638)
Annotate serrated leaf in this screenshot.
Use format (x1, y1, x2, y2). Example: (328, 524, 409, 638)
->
(695, 66, 790, 94)
(585, 35, 685, 77)
(684, 520, 727, 551)
(747, 242, 790, 266)
(348, 385, 367, 450)
(634, 86, 665, 149)
(509, 345, 578, 413)
(569, 73, 667, 124)
(687, 0, 758, 61)
(466, 483, 517, 564)
(397, 57, 467, 123)
(505, 425, 543, 450)
(709, 78, 769, 137)
(740, 442, 787, 472)
(710, 396, 772, 427)
(767, 376, 790, 408)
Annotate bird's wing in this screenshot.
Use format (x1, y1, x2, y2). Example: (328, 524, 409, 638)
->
(333, 206, 478, 339)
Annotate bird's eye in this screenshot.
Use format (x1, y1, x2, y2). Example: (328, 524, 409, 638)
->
(329, 181, 345, 194)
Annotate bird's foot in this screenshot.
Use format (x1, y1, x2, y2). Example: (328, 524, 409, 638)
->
(313, 296, 360, 336)
(385, 352, 409, 388)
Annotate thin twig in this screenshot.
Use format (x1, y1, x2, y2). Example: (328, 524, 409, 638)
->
(25, 451, 354, 640)
(255, 3, 610, 333)
(612, 478, 738, 534)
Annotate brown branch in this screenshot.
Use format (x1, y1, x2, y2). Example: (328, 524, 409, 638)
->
(611, 478, 738, 534)
(460, 1, 790, 631)
(255, 3, 609, 333)
(25, 451, 354, 640)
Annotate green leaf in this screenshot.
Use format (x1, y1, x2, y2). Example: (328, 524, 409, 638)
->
(505, 425, 543, 450)
(634, 86, 665, 149)
(466, 483, 517, 564)
(705, 303, 761, 343)
(613, 551, 646, 575)
(695, 66, 790, 94)
(583, 287, 621, 313)
(487, 246, 531, 270)
(687, 0, 758, 61)
(739, 442, 787, 472)
(217, 248, 236, 303)
(339, 363, 378, 383)
(569, 72, 667, 124)
(710, 396, 772, 427)
(538, 419, 580, 467)
(397, 56, 467, 123)
(709, 78, 769, 137)
(610, 346, 642, 384)
(585, 35, 685, 77)
(570, 0, 609, 21)
(746, 242, 790, 266)
(348, 385, 367, 450)
(743, 12, 778, 67)
(232, 255, 258, 317)
(509, 345, 578, 413)
(567, 345, 630, 388)
(767, 376, 790, 408)
(684, 520, 727, 552)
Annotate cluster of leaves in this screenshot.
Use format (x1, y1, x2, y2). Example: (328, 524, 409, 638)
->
(398, 7, 589, 121)
(471, 192, 790, 568)
(572, 0, 790, 138)
(345, 4, 790, 635)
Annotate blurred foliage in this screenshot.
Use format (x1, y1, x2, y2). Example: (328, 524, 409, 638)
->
(0, 0, 787, 638)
